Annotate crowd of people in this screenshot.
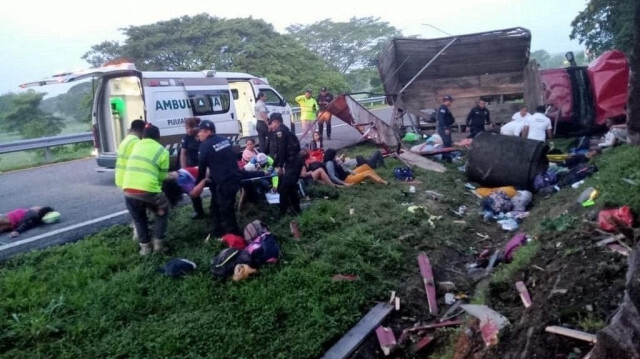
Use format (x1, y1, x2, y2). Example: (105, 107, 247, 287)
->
(114, 88, 390, 255)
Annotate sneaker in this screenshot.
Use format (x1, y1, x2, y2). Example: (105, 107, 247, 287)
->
(139, 242, 152, 256)
(191, 212, 205, 220)
(152, 238, 166, 253)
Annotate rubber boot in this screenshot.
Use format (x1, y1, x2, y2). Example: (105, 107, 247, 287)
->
(138, 242, 152, 256)
(152, 238, 165, 253)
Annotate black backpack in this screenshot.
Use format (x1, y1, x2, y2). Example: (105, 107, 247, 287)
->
(210, 248, 252, 280)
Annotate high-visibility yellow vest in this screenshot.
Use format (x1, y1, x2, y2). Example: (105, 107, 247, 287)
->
(115, 134, 140, 189)
(122, 139, 169, 193)
(295, 95, 318, 121)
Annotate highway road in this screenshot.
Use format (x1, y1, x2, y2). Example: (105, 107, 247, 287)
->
(0, 107, 394, 259)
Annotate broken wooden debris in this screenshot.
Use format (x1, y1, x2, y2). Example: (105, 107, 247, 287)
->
(398, 150, 447, 173)
(461, 304, 510, 347)
(545, 326, 597, 343)
(439, 300, 463, 322)
(437, 281, 456, 291)
(395, 297, 401, 311)
(476, 232, 489, 240)
(515, 281, 532, 308)
(622, 178, 638, 186)
(375, 326, 397, 356)
(332, 274, 359, 281)
(412, 335, 434, 353)
(403, 320, 464, 333)
(548, 274, 568, 298)
(389, 291, 396, 304)
(453, 220, 466, 224)
(417, 252, 438, 316)
(321, 302, 394, 359)
(595, 234, 625, 247)
(485, 250, 500, 274)
(608, 243, 630, 256)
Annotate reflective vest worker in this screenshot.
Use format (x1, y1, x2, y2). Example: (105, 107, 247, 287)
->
(295, 89, 319, 132)
(115, 119, 146, 188)
(122, 124, 170, 256)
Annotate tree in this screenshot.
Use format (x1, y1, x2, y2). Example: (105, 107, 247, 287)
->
(82, 14, 348, 102)
(1, 91, 65, 139)
(286, 17, 401, 74)
(570, 0, 636, 56)
(40, 82, 94, 123)
(530, 49, 588, 69)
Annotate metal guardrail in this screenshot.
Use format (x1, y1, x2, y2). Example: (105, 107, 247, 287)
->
(0, 96, 387, 158)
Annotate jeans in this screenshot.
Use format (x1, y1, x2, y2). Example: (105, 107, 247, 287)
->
(124, 193, 169, 243)
(210, 183, 240, 236)
(318, 119, 331, 139)
(256, 121, 269, 154)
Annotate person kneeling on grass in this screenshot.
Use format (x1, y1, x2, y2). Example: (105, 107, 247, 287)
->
(0, 206, 56, 238)
(323, 148, 388, 186)
(300, 149, 348, 188)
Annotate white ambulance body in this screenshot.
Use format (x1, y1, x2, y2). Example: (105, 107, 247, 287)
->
(21, 63, 292, 170)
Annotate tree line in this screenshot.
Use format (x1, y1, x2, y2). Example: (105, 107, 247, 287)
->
(0, 2, 636, 140)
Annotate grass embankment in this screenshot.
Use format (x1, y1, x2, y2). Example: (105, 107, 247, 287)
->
(0, 145, 473, 359)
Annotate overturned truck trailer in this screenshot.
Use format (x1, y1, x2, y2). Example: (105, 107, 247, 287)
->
(377, 27, 537, 130)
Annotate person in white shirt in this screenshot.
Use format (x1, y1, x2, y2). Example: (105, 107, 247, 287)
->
(500, 105, 530, 136)
(522, 106, 553, 142)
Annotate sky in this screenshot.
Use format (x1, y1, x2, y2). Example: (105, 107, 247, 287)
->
(0, 0, 588, 97)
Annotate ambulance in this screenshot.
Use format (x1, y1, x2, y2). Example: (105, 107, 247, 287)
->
(21, 62, 293, 170)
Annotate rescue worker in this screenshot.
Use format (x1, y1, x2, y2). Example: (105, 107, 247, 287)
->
(195, 120, 241, 237)
(115, 119, 145, 189)
(436, 95, 455, 162)
(316, 87, 334, 140)
(295, 89, 318, 133)
(268, 112, 303, 217)
(121, 124, 170, 255)
(465, 100, 491, 138)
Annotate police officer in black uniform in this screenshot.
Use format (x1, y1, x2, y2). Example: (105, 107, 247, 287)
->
(465, 100, 491, 138)
(268, 112, 303, 217)
(436, 95, 455, 162)
(196, 120, 241, 237)
(316, 86, 334, 139)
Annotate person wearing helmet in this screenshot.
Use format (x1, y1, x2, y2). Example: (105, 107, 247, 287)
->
(268, 112, 303, 216)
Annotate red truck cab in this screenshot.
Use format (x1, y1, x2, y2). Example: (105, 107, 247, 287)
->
(539, 50, 629, 134)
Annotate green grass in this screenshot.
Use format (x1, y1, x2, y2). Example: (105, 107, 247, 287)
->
(0, 145, 473, 359)
(0, 143, 93, 173)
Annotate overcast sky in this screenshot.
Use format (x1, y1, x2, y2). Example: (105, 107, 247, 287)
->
(0, 0, 587, 96)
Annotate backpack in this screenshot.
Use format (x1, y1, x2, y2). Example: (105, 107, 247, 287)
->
(246, 233, 280, 267)
(210, 248, 252, 279)
(393, 167, 415, 182)
(222, 234, 247, 249)
(533, 171, 557, 191)
(243, 220, 269, 243)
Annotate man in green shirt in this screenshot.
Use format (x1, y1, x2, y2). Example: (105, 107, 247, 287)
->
(295, 89, 318, 133)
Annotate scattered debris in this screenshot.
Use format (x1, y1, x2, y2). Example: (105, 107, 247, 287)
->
(598, 206, 633, 232)
(425, 190, 444, 200)
(437, 281, 456, 291)
(476, 232, 490, 240)
(464, 183, 476, 190)
(515, 281, 532, 308)
(389, 291, 396, 304)
(460, 304, 510, 346)
(412, 335, 434, 353)
(608, 243, 630, 256)
(332, 274, 359, 282)
(532, 265, 546, 272)
(595, 234, 625, 247)
(417, 252, 438, 316)
(453, 220, 466, 224)
(321, 303, 394, 359)
(290, 221, 300, 239)
(439, 300, 464, 322)
(445, 293, 456, 305)
(485, 250, 500, 274)
(548, 274, 569, 298)
(375, 326, 397, 356)
(403, 320, 464, 333)
(545, 326, 597, 343)
(395, 297, 401, 311)
(621, 178, 638, 186)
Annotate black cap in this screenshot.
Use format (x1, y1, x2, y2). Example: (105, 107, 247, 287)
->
(198, 119, 216, 132)
(321, 87, 327, 91)
(305, 89, 312, 93)
(268, 112, 283, 124)
(443, 95, 454, 101)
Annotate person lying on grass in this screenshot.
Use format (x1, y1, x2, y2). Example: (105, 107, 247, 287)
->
(161, 167, 210, 206)
(300, 149, 349, 188)
(323, 148, 388, 186)
(0, 206, 56, 238)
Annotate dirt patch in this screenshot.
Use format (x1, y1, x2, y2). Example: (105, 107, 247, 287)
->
(471, 223, 627, 359)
